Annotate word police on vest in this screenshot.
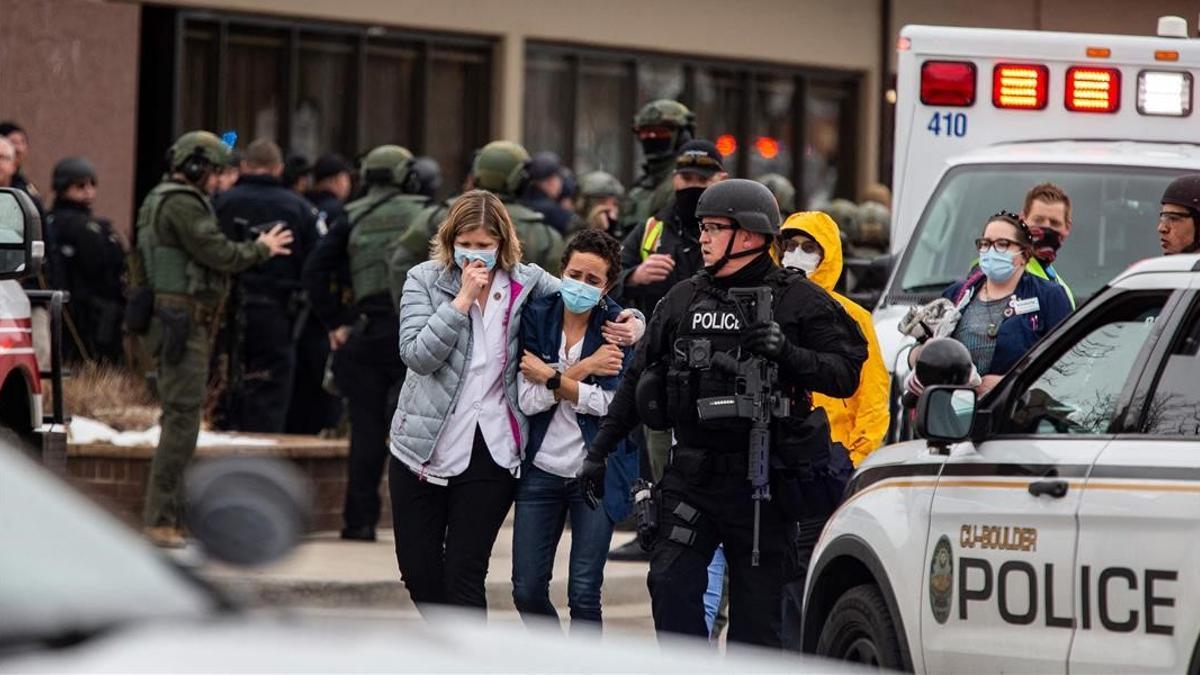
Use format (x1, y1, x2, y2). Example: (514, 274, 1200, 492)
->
(691, 310, 741, 331)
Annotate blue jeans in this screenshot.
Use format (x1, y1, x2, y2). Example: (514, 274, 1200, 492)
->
(703, 545, 727, 639)
(512, 465, 615, 627)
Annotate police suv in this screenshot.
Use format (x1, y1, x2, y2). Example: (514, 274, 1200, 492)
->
(876, 18, 1200, 441)
(802, 253, 1200, 673)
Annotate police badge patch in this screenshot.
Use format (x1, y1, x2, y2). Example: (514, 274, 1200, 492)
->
(929, 535, 953, 624)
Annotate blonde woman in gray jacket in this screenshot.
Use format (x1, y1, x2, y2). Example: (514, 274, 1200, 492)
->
(388, 189, 644, 617)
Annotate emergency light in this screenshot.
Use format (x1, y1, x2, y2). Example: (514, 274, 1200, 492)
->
(1137, 70, 1192, 116)
(1065, 67, 1120, 113)
(920, 61, 976, 106)
(992, 63, 1048, 110)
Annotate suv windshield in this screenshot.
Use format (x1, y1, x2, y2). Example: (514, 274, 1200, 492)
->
(0, 446, 215, 650)
(894, 164, 1179, 302)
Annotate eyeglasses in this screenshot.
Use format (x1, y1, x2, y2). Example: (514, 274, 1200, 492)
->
(676, 151, 722, 169)
(785, 238, 822, 254)
(976, 238, 1022, 253)
(1159, 211, 1192, 225)
(699, 221, 736, 235)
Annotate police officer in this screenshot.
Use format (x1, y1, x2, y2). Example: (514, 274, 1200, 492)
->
(618, 100, 695, 238)
(1158, 174, 1200, 255)
(579, 179, 867, 646)
(214, 139, 320, 433)
(302, 144, 428, 541)
(288, 153, 354, 435)
(305, 153, 353, 232)
(519, 151, 575, 234)
(469, 140, 565, 274)
(575, 170, 625, 233)
(46, 156, 126, 364)
(132, 130, 293, 547)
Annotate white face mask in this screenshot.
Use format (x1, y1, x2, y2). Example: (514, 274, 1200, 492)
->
(783, 249, 822, 274)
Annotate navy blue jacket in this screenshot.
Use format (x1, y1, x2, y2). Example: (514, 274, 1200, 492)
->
(943, 269, 1072, 376)
(215, 174, 320, 298)
(520, 292, 637, 522)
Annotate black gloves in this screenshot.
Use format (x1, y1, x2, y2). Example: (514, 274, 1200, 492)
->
(744, 321, 789, 361)
(577, 451, 607, 510)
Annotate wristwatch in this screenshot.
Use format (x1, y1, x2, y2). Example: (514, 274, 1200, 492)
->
(546, 372, 562, 391)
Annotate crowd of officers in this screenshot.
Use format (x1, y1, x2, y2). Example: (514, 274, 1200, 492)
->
(19, 92, 1200, 649)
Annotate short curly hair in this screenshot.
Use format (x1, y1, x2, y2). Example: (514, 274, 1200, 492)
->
(562, 229, 622, 285)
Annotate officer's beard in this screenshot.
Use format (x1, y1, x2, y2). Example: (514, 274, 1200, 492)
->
(674, 186, 705, 238)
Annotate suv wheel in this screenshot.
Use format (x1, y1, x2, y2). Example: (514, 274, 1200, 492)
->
(816, 583, 904, 669)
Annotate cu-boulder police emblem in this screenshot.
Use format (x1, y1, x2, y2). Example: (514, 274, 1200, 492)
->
(929, 535, 953, 624)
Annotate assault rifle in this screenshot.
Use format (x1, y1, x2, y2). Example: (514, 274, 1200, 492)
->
(695, 287, 789, 567)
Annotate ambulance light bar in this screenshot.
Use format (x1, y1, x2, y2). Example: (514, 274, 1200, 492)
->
(993, 63, 1048, 110)
(1137, 70, 1192, 116)
(920, 61, 976, 106)
(1065, 67, 1120, 113)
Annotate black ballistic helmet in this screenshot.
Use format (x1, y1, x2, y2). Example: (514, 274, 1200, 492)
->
(52, 156, 98, 192)
(915, 338, 975, 387)
(694, 179, 782, 236)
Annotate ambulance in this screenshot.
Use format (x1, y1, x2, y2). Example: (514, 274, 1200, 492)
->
(801, 251, 1200, 673)
(874, 18, 1200, 441)
(0, 187, 66, 454)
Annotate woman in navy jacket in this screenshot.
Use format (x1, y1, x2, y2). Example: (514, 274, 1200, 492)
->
(512, 229, 637, 630)
(940, 211, 1072, 393)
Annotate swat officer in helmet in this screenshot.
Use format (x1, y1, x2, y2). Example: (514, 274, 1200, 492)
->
(1158, 174, 1200, 255)
(46, 156, 127, 364)
(575, 170, 625, 233)
(302, 143, 430, 541)
(619, 99, 696, 239)
(579, 179, 867, 646)
(130, 130, 293, 548)
(469, 140, 566, 274)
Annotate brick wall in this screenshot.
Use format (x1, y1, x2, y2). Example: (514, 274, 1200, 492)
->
(66, 436, 390, 532)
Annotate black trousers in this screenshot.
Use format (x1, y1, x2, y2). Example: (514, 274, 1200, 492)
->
(238, 301, 296, 433)
(333, 318, 405, 531)
(285, 312, 342, 434)
(389, 427, 516, 617)
(647, 454, 789, 648)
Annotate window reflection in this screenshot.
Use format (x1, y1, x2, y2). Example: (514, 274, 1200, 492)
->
(1141, 312, 1200, 436)
(804, 85, 843, 208)
(294, 35, 355, 160)
(224, 29, 286, 142)
(576, 60, 628, 175)
(362, 44, 418, 151)
(749, 74, 794, 179)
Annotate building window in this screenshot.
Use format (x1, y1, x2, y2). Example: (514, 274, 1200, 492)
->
(164, 11, 492, 199)
(524, 42, 861, 208)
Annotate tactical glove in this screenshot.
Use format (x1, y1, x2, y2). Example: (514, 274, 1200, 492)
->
(577, 450, 607, 510)
(744, 320, 788, 361)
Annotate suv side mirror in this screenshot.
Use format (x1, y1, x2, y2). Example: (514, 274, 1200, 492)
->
(917, 385, 977, 448)
(0, 187, 43, 279)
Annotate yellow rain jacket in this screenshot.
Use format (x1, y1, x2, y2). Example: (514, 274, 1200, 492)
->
(781, 211, 890, 466)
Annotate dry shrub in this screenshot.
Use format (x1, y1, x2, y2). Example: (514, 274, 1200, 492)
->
(58, 362, 159, 431)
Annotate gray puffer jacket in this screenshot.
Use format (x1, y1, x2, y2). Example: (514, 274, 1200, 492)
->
(389, 260, 560, 467)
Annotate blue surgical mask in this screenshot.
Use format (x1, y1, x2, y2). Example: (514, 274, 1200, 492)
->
(979, 247, 1017, 283)
(560, 276, 603, 314)
(454, 246, 498, 271)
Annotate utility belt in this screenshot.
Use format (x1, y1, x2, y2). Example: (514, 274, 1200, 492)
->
(155, 293, 217, 325)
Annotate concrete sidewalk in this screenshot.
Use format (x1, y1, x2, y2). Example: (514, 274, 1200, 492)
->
(201, 522, 652, 629)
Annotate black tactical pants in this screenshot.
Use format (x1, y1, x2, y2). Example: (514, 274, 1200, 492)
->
(238, 300, 297, 433)
(647, 449, 790, 648)
(332, 316, 405, 531)
(285, 312, 342, 434)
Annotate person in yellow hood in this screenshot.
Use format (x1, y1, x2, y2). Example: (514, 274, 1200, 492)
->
(780, 211, 889, 466)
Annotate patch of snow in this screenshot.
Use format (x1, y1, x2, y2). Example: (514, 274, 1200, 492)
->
(69, 417, 277, 447)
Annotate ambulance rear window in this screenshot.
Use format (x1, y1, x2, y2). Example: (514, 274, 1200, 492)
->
(894, 165, 1178, 303)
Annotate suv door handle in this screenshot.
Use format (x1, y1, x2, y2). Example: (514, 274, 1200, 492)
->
(1028, 478, 1069, 499)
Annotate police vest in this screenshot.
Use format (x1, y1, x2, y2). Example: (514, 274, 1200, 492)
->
(666, 282, 753, 431)
(346, 190, 426, 303)
(132, 181, 209, 297)
(639, 216, 664, 261)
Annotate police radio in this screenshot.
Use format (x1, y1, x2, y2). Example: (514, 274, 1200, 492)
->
(694, 286, 787, 567)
